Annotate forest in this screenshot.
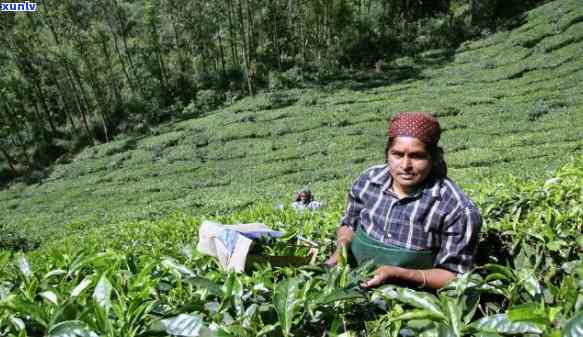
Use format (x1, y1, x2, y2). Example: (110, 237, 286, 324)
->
(0, 0, 543, 186)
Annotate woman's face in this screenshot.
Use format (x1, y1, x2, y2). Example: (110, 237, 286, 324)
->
(387, 136, 433, 195)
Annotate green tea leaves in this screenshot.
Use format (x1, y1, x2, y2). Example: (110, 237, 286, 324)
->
(160, 314, 216, 337)
(2, 153, 583, 336)
(162, 258, 196, 278)
(93, 274, 112, 311)
(48, 321, 99, 337)
(470, 314, 543, 334)
(375, 286, 446, 320)
(563, 311, 583, 337)
(15, 254, 32, 280)
(274, 278, 304, 336)
(70, 277, 92, 298)
(40, 290, 59, 305)
(315, 287, 365, 305)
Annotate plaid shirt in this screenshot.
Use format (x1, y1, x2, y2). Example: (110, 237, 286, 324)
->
(341, 164, 482, 274)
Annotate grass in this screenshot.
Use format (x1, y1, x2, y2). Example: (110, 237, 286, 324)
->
(1, 0, 583, 247)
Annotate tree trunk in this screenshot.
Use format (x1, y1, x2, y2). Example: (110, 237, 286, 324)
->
(31, 98, 51, 143)
(226, 0, 240, 70)
(62, 62, 92, 138)
(69, 61, 93, 128)
(104, 3, 136, 95)
(32, 80, 58, 135)
(246, 0, 257, 94)
(217, 31, 227, 76)
(288, 0, 295, 57)
(99, 38, 114, 143)
(157, 50, 169, 99)
(237, 0, 254, 96)
(10, 135, 30, 165)
(112, 0, 140, 94)
(40, 0, 61, 45)
(0, 146, 17, 174)
(271, 2, 281, 69)
(1, 101, 31, 164)
(53, 77, 79, 132)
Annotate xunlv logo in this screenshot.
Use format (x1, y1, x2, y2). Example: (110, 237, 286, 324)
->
(1, 1, 37, 12)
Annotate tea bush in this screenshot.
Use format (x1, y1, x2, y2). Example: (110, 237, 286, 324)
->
(0, 158, 582, 336)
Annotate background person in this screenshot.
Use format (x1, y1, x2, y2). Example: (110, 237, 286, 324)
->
(292, 188, 322, 211)
(325, 112, 482, 289)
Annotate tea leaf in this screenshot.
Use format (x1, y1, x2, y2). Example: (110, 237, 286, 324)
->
(70, 277, 92, 298)
(160, 314, 216, 337)
(470, 314, 543, 334)
(274, 278, 303, 336)
(563, 311, 583, 337)
(389, 309, 444, 322)
(518, 269, 542, 297)
(507, 303, 546, 325)
(162, 258, 196, 278)
(48, 320, 99, 337)
(40, 291, 59, 305)
(315, 287, 365, 305)
(375, 286, 446, 320)
(15, 254, 32, 280)
(93, 274, 112, 311)
(9, 316, 25, 331)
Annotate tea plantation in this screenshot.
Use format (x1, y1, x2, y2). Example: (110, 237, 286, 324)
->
(1, 0, 583, 245)
(1, 0, 583, 336)
(0, 156, 582, 336)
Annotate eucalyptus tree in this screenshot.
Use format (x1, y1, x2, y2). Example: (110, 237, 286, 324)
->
(159, 0, 195, 103)
(144, 0, 170, 104)
(0, 112, 18, 175)
(0, 79, 32, 170)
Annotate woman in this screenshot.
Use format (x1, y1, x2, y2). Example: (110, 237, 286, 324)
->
(292, 188, 322, 211)
(325, 112, 482, 289)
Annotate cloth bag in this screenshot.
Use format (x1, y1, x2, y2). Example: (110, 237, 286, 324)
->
(196, 220, 284, 272)
(351, 227, 434, 269)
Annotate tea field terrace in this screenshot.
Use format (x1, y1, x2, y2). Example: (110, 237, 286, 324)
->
(1, 0, 582, 247)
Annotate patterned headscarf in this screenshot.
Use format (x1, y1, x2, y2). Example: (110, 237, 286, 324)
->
(388, 112, 441, 145)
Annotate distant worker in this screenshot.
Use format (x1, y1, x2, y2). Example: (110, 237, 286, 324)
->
(325, 112, 482, 289)
(292, 188, 322, 211)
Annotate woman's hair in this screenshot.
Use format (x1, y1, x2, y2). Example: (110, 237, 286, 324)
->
(295, 190, 314, 203)
(385, 137, 448, 180)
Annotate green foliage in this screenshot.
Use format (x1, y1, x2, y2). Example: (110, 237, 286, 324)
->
(1, 156, 582, 336)
(0, 0, 557, 187)
(0, 4, 583, 335)
(196, 90, 226, 113)
(0, 225, 37, 252)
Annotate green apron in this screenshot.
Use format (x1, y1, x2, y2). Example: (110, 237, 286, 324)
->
(351, 227, 434, 269)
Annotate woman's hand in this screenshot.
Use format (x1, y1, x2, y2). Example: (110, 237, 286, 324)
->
(324, 225, 354, 268)
(324, 250, 341, 268)
(361, 265, 403, 288)
(361, 266, 456, 289)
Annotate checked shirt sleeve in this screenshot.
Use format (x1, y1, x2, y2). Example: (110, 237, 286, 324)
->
(434, 205, 482, 274)
(339, 174, 368, 231)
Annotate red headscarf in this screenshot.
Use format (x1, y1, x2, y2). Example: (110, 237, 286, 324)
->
(388, 112, 441, 145)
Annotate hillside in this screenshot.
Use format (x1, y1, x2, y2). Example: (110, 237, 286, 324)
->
(1, 0, 583, 246)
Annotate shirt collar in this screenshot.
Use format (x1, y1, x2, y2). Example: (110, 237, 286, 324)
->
(369, 164, 392, 185)
(369, 164, 442, 200)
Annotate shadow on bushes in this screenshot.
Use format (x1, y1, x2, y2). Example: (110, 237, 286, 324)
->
(0, 226, 39, 253)
(475, 229, 513, 266)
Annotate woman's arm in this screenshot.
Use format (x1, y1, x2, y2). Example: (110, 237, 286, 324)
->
(324, 225, 354, 267)
(362, 266, 456, 289)
(325, 226, 457, 288)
